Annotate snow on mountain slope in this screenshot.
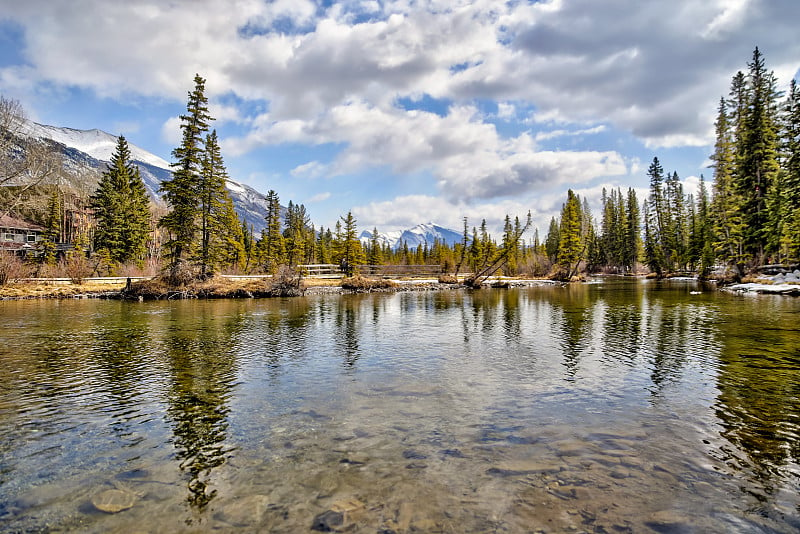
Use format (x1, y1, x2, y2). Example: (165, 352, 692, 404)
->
(22, 122, 171, 169)
(360, 222, 464, 250)
(359, 229, 404, 248)
(20, 121, 272, 232)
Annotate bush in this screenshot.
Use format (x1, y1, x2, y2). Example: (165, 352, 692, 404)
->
(62, 252, 93, 284)
(438, 274, 459, 284)
(265, 266, 304, 297)
(0, 253, 31, 286)
(341, 274, 397, 291)
(164, 261, 202, 287)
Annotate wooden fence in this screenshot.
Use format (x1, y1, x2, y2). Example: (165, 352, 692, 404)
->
(297, 264, 444, 277)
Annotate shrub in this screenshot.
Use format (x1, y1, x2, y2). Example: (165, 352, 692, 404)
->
(0, 253, 31, 286)
(341, 274, 397, 291)
(62, 252, 93, 284)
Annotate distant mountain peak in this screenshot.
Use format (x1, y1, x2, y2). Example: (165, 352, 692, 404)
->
(17, 120, 272, 233)
(21, 121, 172, 169)
(360, 222, 463, 250)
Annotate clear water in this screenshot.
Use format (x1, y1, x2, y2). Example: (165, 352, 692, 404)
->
(1, 278, 799, 532)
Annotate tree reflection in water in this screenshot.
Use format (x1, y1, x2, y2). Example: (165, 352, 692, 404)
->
(162, 302, 243, 508)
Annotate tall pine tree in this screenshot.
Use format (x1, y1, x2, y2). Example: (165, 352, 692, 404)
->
(160, 74, 213, 278)
(91, 135, 151, 268)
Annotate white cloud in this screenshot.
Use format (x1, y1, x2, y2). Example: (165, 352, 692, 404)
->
(160, 116, 182, 146)
(534, 125, 607, 142)
(5, 0, 800, 231)
(228, 100, 626, 203)
(307, 192, 332, 203)
(701, 0, 751, 40)
(496, 102, 516, 120)
(8, 0, 800, 149)
(291, 161, 328, 179)
(353, 194, 542, 235)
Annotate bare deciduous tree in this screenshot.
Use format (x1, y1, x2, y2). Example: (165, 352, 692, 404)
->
(0, 95, 60, 218)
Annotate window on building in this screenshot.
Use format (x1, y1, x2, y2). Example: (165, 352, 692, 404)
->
(26, 234, 37, 243)
(3, 233, 14, 241)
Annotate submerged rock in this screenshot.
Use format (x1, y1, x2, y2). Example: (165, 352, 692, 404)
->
(91, 489, 137, 513)
(311, 510, 343, 531)
(214, 495, 272, 526)
(487, 461, 562, 477)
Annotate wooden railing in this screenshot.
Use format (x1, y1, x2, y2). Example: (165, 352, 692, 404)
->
(297, 264, 444, 277)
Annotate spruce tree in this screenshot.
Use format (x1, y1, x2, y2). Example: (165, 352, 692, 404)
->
(624, 188, 641, 272)
(544, 216, 560, 264)
(260, 190, 285, 272)
(710, 96, 746, 276)
(367, 227, 383, 265)
(336, 211, 365, 270)
(557, 189, 584, 279)
(780, 79, 800, 259)
(91, 135, 151, 267)
(646, 157, 667, 275)
(284, 201, 311, 267)
(197, 130, 241, 276)
(737, 47, 781, 260)
(160, 74, 213, 278)
(39, 187, 62, 266)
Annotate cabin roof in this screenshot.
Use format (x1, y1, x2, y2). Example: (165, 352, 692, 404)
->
(0, 214, 46, 232)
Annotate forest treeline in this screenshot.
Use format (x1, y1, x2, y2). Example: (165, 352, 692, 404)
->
(1, 48, 797, 284)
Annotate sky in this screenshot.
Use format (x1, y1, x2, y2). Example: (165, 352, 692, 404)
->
(1, 0, 799, 237)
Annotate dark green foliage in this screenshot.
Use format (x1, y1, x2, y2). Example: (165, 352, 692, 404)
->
(38, 187, 62, 266)
(160, 74, 213, 274)
(333, 211, 365, 268)
(557, 189, 584, 279)
(91, 135, 151, 268)
(258, 190, 285, 272)
(366, 227, 384, 265)
(283, 201, 314, 266)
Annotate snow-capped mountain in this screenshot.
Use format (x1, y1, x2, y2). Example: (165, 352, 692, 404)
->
(22, 122, 171, 169)
(360, 222, 465, 250)
(20, 122, 271, 232)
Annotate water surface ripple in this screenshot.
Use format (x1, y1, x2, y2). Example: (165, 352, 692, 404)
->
(0, 279, 799, 532)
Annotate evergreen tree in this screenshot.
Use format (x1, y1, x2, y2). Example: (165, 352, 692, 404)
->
(339, 211, 365, 268)
(710, 96, 746, 276)
(623, 188, 641, 272)
(737, 47, 781, 260)
(544, 216, 560, 264)
(39, 187, 62, 266)
(199, 130, 243, 275)
(646, 157, 668, 275)
(557, 189, 584, 279)
(367, 227, 384, 265)
(284, 201, 311, 267)
(91, 135, 151, 267)
(160, 74, 213, 276)
(260, 190, 285, 272)
(779, 79, 800, 259)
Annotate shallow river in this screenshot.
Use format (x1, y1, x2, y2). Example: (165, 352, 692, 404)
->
(1, 278, 799, 533)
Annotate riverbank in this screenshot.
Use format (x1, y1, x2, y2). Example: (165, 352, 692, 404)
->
(4, 272, 796, 300)
(0, 275, 564, 300)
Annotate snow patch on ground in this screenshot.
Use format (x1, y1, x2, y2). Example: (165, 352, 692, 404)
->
(726, 270, 800, 295)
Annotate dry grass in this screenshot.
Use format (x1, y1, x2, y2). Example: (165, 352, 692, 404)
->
(123, 271, 306, 300)
(0, 280, 126, 299)
(302, 277, 343, 287)
(438, 274, 460, 284)
(340, 275, 398, 291)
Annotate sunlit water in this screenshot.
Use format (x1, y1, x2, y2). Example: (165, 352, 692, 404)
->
(1, 278, 799, 533)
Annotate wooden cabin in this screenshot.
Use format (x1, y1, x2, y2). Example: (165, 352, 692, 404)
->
(0, 215, 45, 255)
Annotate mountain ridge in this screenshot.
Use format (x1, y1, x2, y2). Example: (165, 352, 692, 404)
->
(19, 121, 463, 243)
(360, 222, 464, 250)
(19, 121, 273, 233)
